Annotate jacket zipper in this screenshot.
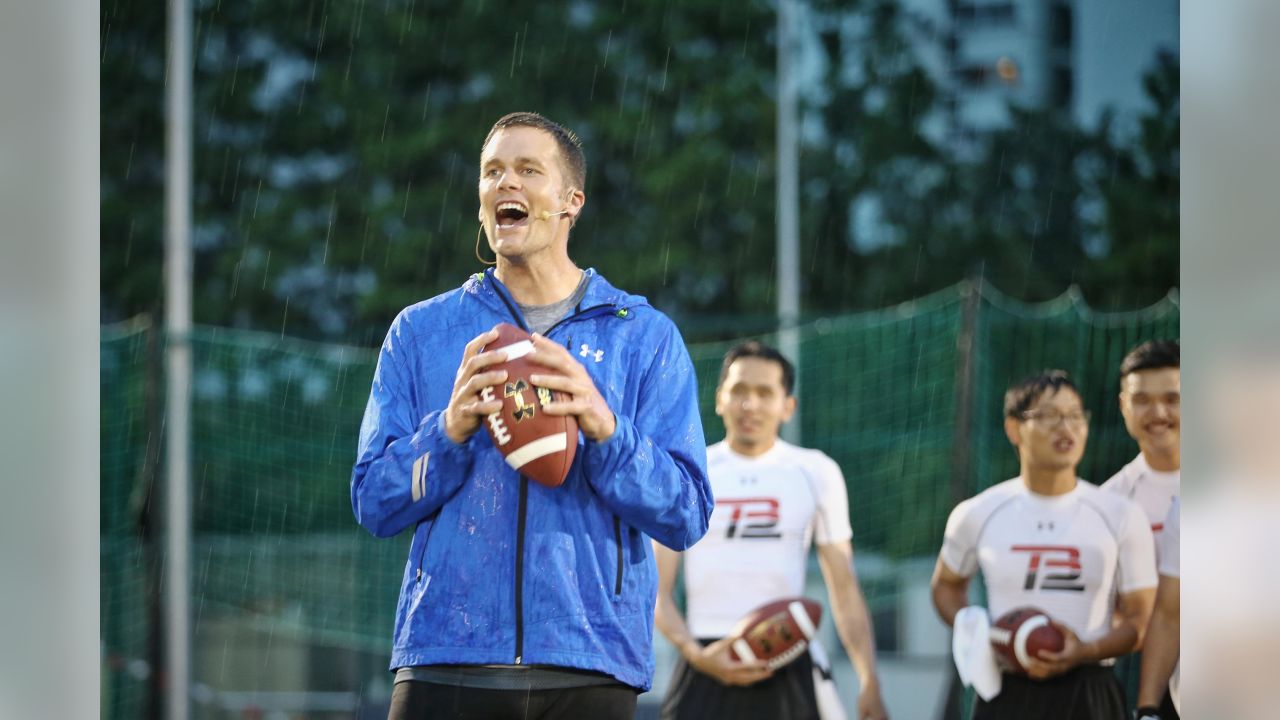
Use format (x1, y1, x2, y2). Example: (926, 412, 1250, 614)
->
(489, 277, 536, 664)
(514, 475, 529, 663)
(613, 515, 624, 595)
(414, 514, 438, 583)
(485, 275, 620, 663)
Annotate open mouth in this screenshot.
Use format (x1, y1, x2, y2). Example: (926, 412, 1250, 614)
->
(496, 201, 530, 229)
(1052, 437, 1075, 453)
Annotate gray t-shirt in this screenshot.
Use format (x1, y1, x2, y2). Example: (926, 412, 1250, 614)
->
(518, 272, 589, 334)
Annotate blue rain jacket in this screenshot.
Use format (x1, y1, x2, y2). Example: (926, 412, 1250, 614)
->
(351, 268, 713, 690)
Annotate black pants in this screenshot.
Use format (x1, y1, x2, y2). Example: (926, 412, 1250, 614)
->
(973, 664, 1126, 720)
(387, 680, 638, 720)
(660, 640, 819, 720)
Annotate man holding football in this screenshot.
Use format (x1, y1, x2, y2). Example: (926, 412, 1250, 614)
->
(351, 112, 714, 720)
(654, 341, 889, 720)
(930, 371, 1158, 719)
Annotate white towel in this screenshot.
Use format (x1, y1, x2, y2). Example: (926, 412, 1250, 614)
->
(808, 638, 849, 720)
(952, 605, 1002, 701)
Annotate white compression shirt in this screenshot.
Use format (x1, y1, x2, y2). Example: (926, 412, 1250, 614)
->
(1101, 453, 1179, 563)
(941, 478, 1157, 643)
(683, 440, 853, 638)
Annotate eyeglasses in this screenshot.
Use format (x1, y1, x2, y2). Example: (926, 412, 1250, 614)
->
(1020, 409, 1091, 428)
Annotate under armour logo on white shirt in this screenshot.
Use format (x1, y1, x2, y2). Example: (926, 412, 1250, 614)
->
(579, 344, 604, 362)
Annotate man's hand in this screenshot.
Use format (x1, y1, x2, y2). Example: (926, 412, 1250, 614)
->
(443, 328, 507, 445)
(686, 638, 774, 687)
(526, 334, 617, 441)
(856, 680, 889, 720)
(1025, 621, 1089, 680)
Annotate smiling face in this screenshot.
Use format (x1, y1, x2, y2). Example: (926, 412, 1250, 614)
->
(478, 126, 583, 263)
(1005, 387, 1090, 474)
(716, 357, 796, 456)
(1119, 367, 1181, 459)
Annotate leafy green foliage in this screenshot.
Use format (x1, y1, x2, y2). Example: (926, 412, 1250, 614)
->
(1084, 50, 1179, 307)
(101, 0, 1178, 344)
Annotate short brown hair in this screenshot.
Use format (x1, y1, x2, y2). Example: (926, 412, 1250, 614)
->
(482, 112, 586, 191)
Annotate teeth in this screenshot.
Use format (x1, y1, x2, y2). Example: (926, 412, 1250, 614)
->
(497, 201, 527, 213)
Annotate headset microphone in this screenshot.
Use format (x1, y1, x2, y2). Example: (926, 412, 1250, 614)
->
(536, 190, 576, 221)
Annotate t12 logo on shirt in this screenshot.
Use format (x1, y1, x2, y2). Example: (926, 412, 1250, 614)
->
(1010, 545, 1086, 592)
(718, 497, 783, 539)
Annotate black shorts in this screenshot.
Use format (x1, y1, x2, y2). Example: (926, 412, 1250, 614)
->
(659, 640, 820, 720)
(973, 664, 1125, 720)
(387, 679, 638, 720)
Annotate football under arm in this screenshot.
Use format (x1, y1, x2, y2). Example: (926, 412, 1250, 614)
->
(930, 556, 971, 627)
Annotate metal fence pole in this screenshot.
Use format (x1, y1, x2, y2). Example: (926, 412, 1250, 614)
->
(164, 0, 193, 716)
(777, 0, 802, 443)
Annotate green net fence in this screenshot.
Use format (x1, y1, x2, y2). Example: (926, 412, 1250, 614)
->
(101, 320, 155, 720)
(101, 281, 1178, 718)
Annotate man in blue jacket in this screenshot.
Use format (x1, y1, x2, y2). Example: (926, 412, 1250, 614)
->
(352, 111, 714, 720)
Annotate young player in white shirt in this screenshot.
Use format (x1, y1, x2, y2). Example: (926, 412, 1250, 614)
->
(654, 341, 888, 720)
(1101, 340, 1180, 719)
(931, 371, 1158, 720)
(1102, 341, 1180, 549)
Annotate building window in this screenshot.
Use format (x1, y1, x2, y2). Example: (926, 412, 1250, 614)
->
(955, 64, 992, 88)
(1052, 65, 1073, 107)
(1051, 3, 1073, 50)
(954, 59, 1020, 89)
(955, 2, 1017, 26)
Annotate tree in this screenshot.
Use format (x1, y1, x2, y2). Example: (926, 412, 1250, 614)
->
(1084, 50, 1179, 307)
(801, 0, 958, 310)
(101, 0, 167, 324)
(950, 105, 1104, 300)
(102, 0, 782, 344)
(101, 1, 1178, 343)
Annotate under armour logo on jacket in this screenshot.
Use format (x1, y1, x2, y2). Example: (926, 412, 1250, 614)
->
(579, 344, 604, 362)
